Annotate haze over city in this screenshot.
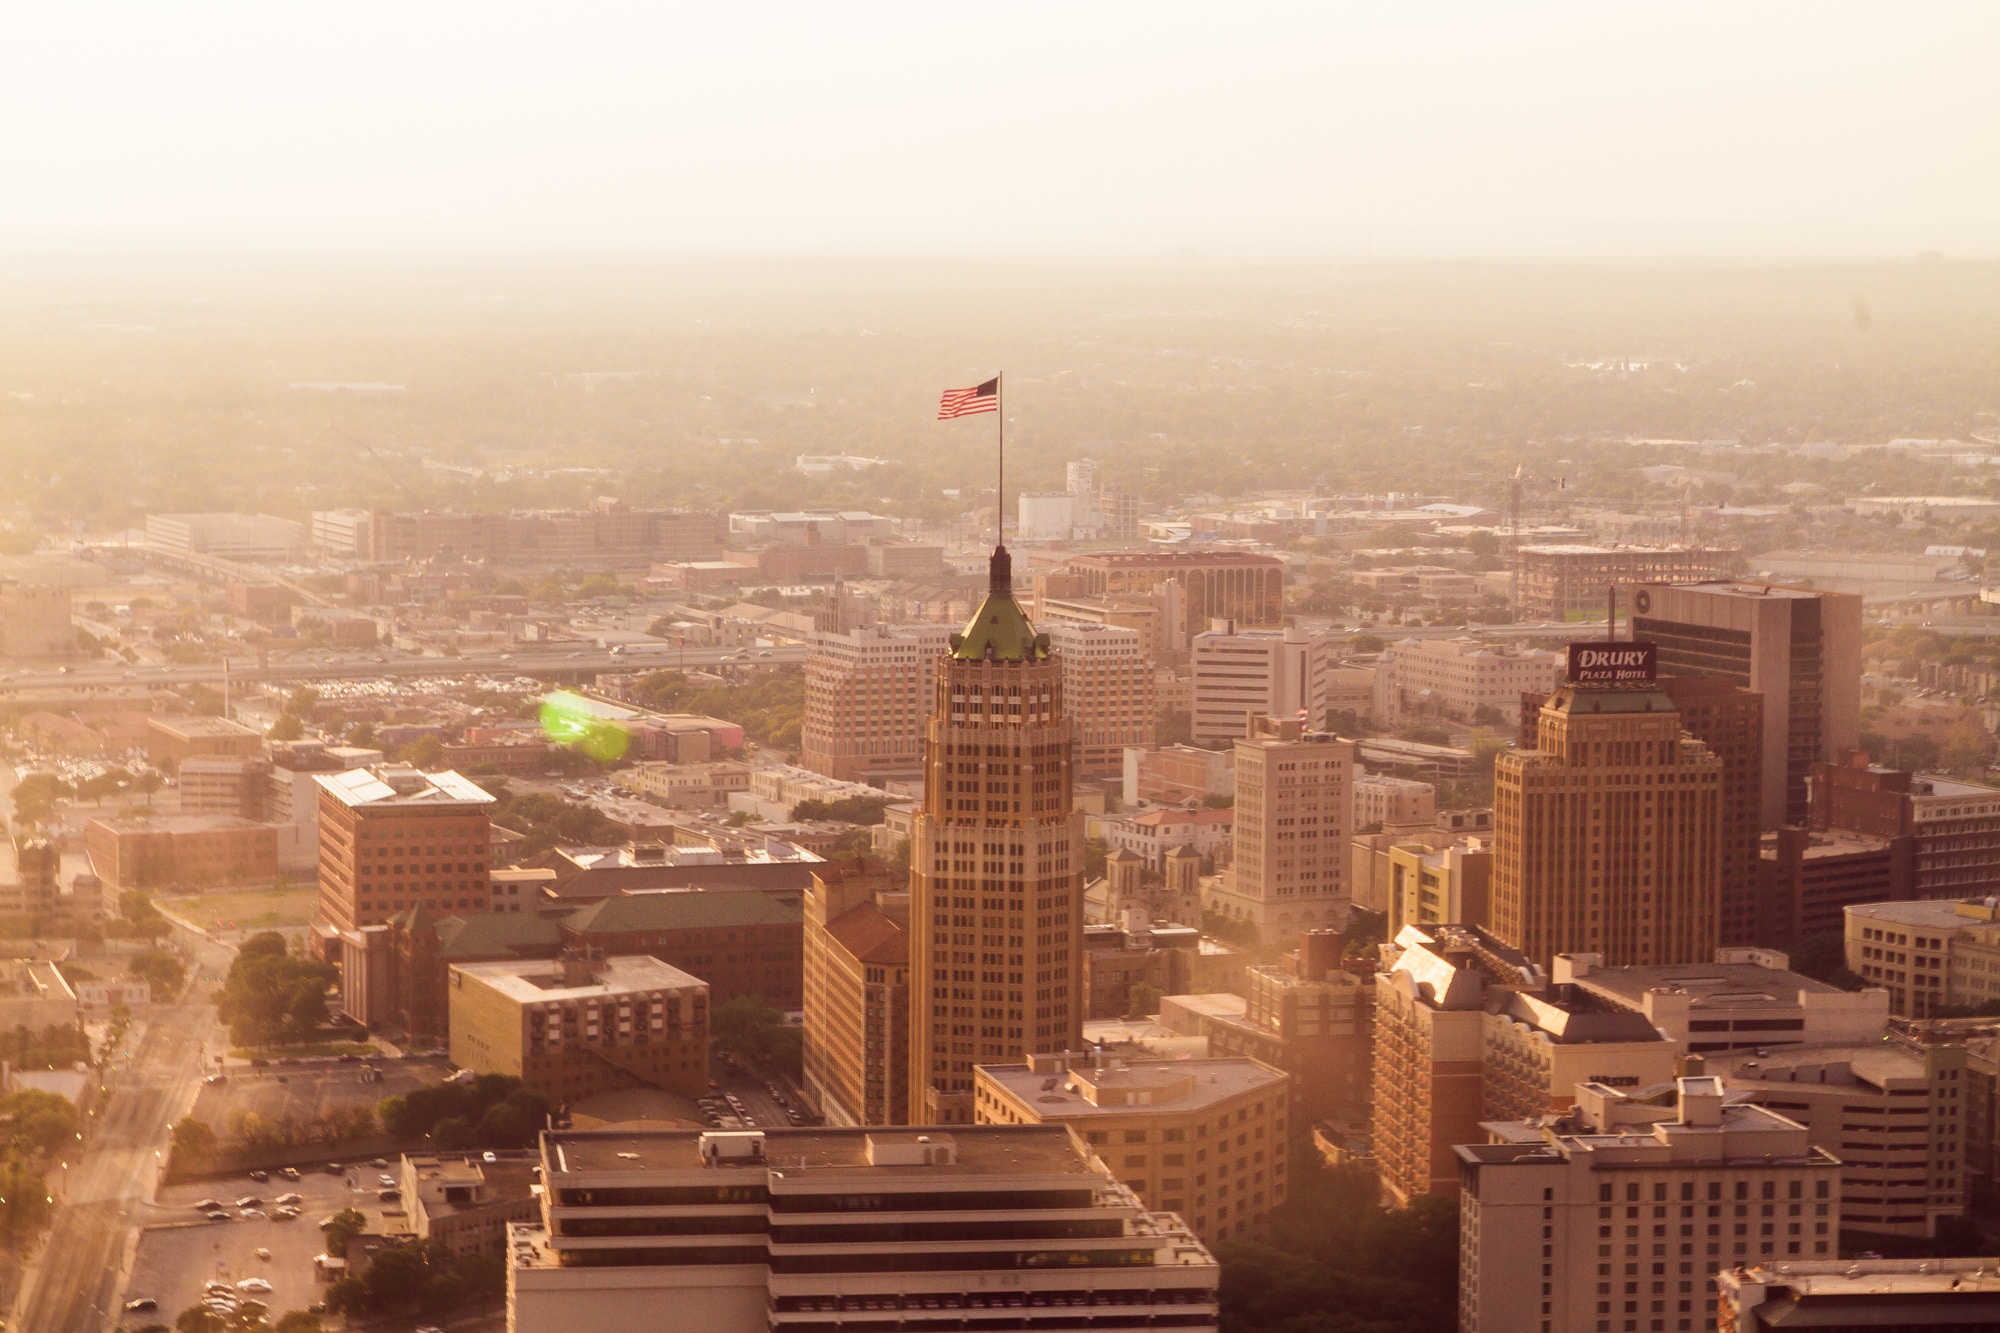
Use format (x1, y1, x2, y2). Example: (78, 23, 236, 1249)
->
(1, 7, 1999, 1333)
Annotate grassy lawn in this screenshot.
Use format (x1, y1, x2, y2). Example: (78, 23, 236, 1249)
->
(163, 885, 319, 932)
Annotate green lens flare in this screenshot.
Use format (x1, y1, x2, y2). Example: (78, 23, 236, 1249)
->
(539, 696, 630, 762)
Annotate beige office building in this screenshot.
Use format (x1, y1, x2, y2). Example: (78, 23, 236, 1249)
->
(1457, 1078, 1841, 1333)
(1387, 635, 1564, 724)
(907, 546, 1085, 1123)
(1491, 681, 1722, 970)
(974, 1052, 1289, 1245)
(505, 1126, 1220, 1333)
(1205, 716, 1353, 945)
(1189, 622, 1333, 741)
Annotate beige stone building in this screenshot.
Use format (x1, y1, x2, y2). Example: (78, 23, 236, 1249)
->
(1205, 716, 1352, 944)
(1491, 681, 1722, 970)
(1847, 896, 2000, 1017)
(1044, 620, 1156, 776)
(974, 1052, 1289, 1245)
(1387, 635, 1564, 724)
(800, 858, 909, 1126)
(447, 953, 708, 1104)
(799, 620, 955, 784)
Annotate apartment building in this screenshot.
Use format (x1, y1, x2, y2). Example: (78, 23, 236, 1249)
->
(1846, 896, 2000, 1017)
(800, 858, 909, 1127)
(1457, 1077, 1841, 1333)
(1632, 582, 1863, 828)
(1189, 622, 1333, 742)
(448, 953, 709, 1103)
(504, 1125, 1220, 1333)
(974, 1052, 1289, 1245)
(798, 621, 954, 784)
(310, 765, 495, 955)
(1045, 621, 1156, 776)
(1205, 716, 1352, 945)
(1387, 636, 1563, 724)
(1385, 839, 1491, 936)
(1711, 1037, 1967, 1239)
(1512, 543, 1740, 621)
(1761, 826, 1906, 947)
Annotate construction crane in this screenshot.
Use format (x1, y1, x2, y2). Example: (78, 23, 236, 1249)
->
(1505, 465, 1567, 614)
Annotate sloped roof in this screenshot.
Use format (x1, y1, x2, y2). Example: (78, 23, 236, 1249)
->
(823, 901, 907, 966)
(951, 546, 1049, 663)
(429, 911, 566, 960)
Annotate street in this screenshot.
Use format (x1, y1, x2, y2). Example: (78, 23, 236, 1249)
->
(9, 930, 234, 1333)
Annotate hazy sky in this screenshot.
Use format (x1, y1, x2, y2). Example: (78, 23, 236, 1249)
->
(5, 2, 1996, 257)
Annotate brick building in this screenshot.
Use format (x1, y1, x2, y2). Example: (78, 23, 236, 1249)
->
(310, 765, 496, 958)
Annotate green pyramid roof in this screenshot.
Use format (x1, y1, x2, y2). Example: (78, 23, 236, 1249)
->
(950, 546, 1050, 662)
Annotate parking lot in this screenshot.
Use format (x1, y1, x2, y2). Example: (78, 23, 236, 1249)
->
(126, 1168, 386, 1325)
(189, 1056, 453, 1131)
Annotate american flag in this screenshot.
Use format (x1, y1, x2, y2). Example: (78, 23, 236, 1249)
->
(937, 377, 999, 419)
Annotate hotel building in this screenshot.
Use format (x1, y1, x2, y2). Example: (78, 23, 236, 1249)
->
(1204, 716, 1353, 946)
(799, 620, 955, 785)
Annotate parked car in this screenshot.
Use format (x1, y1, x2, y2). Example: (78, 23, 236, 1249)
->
(193, 1198, 224, 1211)
(234, 1196, 260, 1208)
(124, 1298, 157, 1312)
(247, 1170, 269, 1182)
(205, 1210, 231, 1222)
(280, 1166, 301, 1180)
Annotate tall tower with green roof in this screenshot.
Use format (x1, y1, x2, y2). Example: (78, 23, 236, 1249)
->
(907, 543, 1084, 1123)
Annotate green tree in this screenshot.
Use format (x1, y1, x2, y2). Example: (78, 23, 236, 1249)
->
(1125, 983, 1163, 1019)
(130, 950, 185, 993)
(322, 1207, 367, 1258)
(431, 1115, 475, 1150)
(268, 713, 305, 741)
(171, 1115, 217, 1161)
(273, 1312, 324, 1333)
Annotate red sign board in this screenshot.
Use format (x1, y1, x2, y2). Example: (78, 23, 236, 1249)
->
(1567, 641, 1656, 684)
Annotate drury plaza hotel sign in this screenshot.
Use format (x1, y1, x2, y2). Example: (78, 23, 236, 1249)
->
(1566, 641, 1657, 685)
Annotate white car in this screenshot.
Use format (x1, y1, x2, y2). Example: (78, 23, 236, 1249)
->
(236, 1277, 272, 1294)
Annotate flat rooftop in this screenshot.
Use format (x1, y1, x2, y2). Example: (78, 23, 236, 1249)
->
(1731, 1256, 2000, 1297)
(979, 1058, 1283, 1117)
(1760, 827, 1891, 859)
(1844, 898, 1988, 928)
(315, 765, 494, 810)
(548, 1125, 1094, 1180)
(452, 954, 703, 1004)
(1710, 1042, 1925, 1088)
(148, 715, 261, 740)
(1572, 962, 1841, 1009)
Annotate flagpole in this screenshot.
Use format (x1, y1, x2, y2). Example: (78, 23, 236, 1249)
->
(996, 372, 1004, 550)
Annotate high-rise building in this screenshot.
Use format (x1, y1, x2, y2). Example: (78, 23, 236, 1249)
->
(1631, 582, 1863, 828)
(309, 765, 495, 958)
(1043, 621, 1156, 776)
(1372, 923, 1675, 1209)
(504, 1125, 1220, 1333)
(973, 1052, 1289, 1244)
(799, 619, 955, 785)
(1657, 672, 1766, 946)
(1457, 1077, 1841, 1333)
(1491, 665, 1723, 970)
(1189, 622, 1334, 742)
(907, 546, 1084, 1124)
(801, 857, 910, 1126)
(1204, 716, 1353, 945)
